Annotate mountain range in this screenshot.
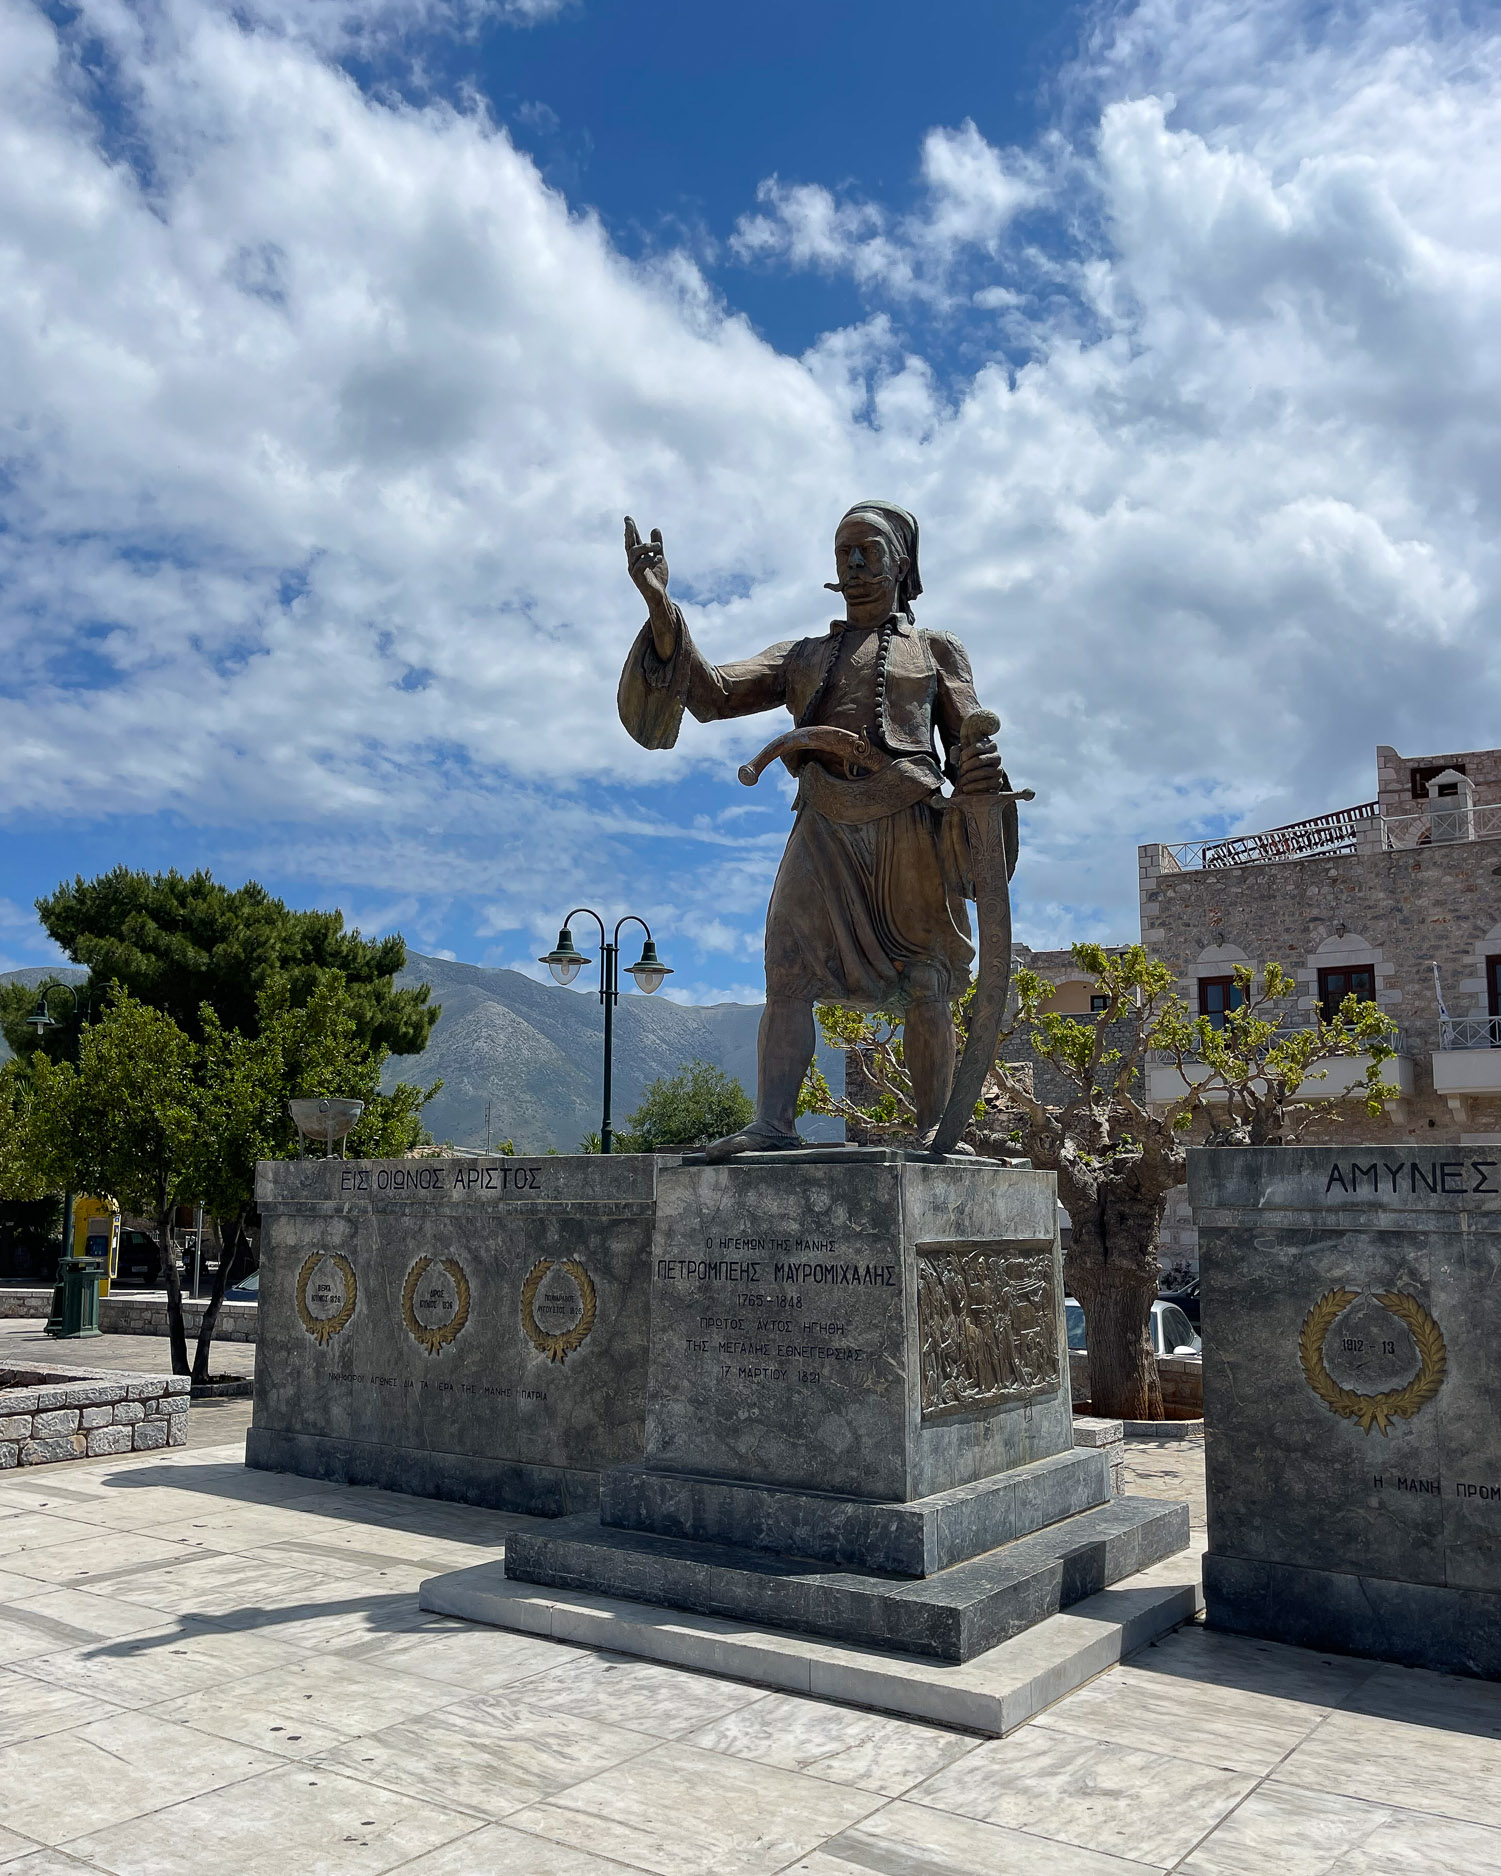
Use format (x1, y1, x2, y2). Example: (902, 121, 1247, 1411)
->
(386, 953, 844, 1153)
(1, 957, 844, 1154)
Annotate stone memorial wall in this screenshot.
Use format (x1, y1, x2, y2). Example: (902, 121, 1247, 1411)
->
(1190, 1145, 1501, 1678)
(247, 1155, 660, 1514)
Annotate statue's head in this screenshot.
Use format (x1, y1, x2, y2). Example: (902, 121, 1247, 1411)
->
(833, 502, 922, 623)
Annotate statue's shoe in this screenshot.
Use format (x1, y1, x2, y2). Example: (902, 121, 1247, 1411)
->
(703, 1121, 805, 1163)
(916, 1126, 976, 1157)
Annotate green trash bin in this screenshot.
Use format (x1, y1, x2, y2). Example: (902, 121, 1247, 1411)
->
(44, 1255, 106, 1339)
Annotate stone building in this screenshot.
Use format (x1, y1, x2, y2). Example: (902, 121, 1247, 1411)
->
(1140, 742, 1501, 1273)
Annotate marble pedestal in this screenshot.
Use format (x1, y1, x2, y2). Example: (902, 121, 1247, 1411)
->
(246, 1155, 658, 1514)
(1190, 1146, 1501, 1679)
(505, 1152, 1188, 1661)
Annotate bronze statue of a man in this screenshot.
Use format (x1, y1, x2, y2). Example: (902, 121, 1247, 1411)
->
(619, 501, 1015, 1159)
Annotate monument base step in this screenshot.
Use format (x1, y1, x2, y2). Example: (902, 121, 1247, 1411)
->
(420, 1536, 1206, 1734)
(601, 1446, 1109, 1577)
(503, 1493, 1189, 1663)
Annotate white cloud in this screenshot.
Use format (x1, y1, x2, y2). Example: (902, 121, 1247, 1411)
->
(731, 120, 1041, 302)
(1, 0, 1500, 972)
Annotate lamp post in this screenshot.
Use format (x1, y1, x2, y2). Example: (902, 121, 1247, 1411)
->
(539, 911, 672, 1154)
(28, 982, 93, 1271)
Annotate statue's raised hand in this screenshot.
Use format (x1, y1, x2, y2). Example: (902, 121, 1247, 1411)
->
(625, 516, 676, 660)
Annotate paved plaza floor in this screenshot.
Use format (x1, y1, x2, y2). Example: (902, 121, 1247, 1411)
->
(0, 1430, 1496, 1875)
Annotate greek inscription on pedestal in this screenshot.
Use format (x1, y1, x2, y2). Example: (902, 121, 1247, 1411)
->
(295, 1252, 357, 1347)
(917, 1238, 1059, 1418)
(521, 1258, 597, 1365)
(401, 1256, 471, 1356)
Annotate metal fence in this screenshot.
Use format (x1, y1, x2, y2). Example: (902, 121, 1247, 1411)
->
(1155, 802, 1379, 872)
(1380, 803, 1501, 850)
(1439, 1015, 1501, 1051)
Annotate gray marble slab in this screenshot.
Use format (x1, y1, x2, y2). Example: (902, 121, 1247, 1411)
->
(643, 1158, 1071, 1503)
(249, 1156, 658, 1514)
(1189, 1146, 1501, 1676)
(599, 1446, 1109, 1576)
(502, 1495, 1189, 1662)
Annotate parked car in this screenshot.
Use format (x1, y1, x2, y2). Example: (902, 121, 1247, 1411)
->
(1158, 1277, 1200, 1330)
(225, 1269, 259, 1302)
(115, 1228, 165, 1286)
(1065, 1296, 1202, 1358)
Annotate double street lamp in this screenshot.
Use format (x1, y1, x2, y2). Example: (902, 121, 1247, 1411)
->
(539, 910, 671, 1154)
(27, 981, 92, 1046)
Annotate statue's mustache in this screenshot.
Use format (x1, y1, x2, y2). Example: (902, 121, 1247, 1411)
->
(824, 572, 884, 592)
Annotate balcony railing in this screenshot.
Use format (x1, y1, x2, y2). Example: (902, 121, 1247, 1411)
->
(1154, 802, 1379, 872)
(1380, 803, 1501, 851)
(1439, 1015, 1501, 1051)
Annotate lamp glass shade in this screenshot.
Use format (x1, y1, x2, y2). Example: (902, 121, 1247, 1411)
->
(539, 926, 590, 986)
(626, 939, 672, 995)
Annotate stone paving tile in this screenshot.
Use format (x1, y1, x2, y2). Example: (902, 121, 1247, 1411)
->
(0, 1823, 41, 1863)
(505, 1741, 885, 1876)
(1176, 1784, 1396, 1875)
(786, 1797, 1161, 1872)
(1271, 1704, 1501, 1831)
(1120, 1436, 1206, 1529)
(382, 1825, 642, 1874)
(905, 1727, 1257, 1868)
(509, 1651, 771, 1740)
(684, 1691, 981, 1797)
(1029, 1653, 1339, 1775)
(3, 1439, 1500, 1876)
(11, 1617, 304, 1709)
(322, 1693, 658, 1819)
(0, 1852, 103, 1874)
(0, 1710, 279, 1845)
(0, 1669, 123, 1749)
(341, 1619, 584, 1694)
(59, 1761, 477, 1876)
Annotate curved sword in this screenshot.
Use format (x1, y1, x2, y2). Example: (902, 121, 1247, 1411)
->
(928, 709, 1034, 1157)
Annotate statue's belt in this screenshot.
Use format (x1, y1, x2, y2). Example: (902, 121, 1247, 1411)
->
(795, 758, 944, 824)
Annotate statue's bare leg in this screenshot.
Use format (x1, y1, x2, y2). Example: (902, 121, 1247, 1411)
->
(704, 996, 811, 1159)
(903, 967, 956, 1137)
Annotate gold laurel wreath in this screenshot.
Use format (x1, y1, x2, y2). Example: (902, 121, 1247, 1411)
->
(520, 1257, 597, 1364)
(295, 1251, 357, 1347)
(401, 1256, 471, 1357)
(1298, 1287, 1447, 1436)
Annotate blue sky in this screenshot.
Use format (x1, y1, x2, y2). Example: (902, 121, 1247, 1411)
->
(2, 0, 1500, 1000)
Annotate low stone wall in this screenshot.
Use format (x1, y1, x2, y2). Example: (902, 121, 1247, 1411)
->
(102, 1296, 258, 1342)
(0, 1290, 49, 1319)
(0, 1289, 257, 1340)
(0, 1367, 190, 1465)
(1069, 1349, 1204, 1415)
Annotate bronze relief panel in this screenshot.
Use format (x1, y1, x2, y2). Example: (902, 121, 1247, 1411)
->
(917, 1237, 1060, 1418)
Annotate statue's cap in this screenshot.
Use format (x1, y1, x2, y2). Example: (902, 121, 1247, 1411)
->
(840, 501, 922, 620)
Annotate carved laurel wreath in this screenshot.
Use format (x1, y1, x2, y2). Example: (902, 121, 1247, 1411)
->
(520, 1257, 596, 1364)
(295, 1251, 357, 1347)
(401, 1256, 471, 1357)
(1298, 1287, 1447, 1436)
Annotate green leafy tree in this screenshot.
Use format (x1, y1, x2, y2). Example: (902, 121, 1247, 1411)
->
(184, 977, 439, 1381)
(614, 1061, 753, 1153)
(1, 868, 438, 1059)
(804, 945, 1399, 1419)
(27, 992, 200, 1373)
(14, 978, 438, 1379)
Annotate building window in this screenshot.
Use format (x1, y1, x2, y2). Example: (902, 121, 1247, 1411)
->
(1089, 994, 1109, 1013)
(1409, 761, 1466, 799)
(1198, 977, 1244, 1030)
(1488, 957, 1501, 1021)
(1319, 964, 1377, 1022)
